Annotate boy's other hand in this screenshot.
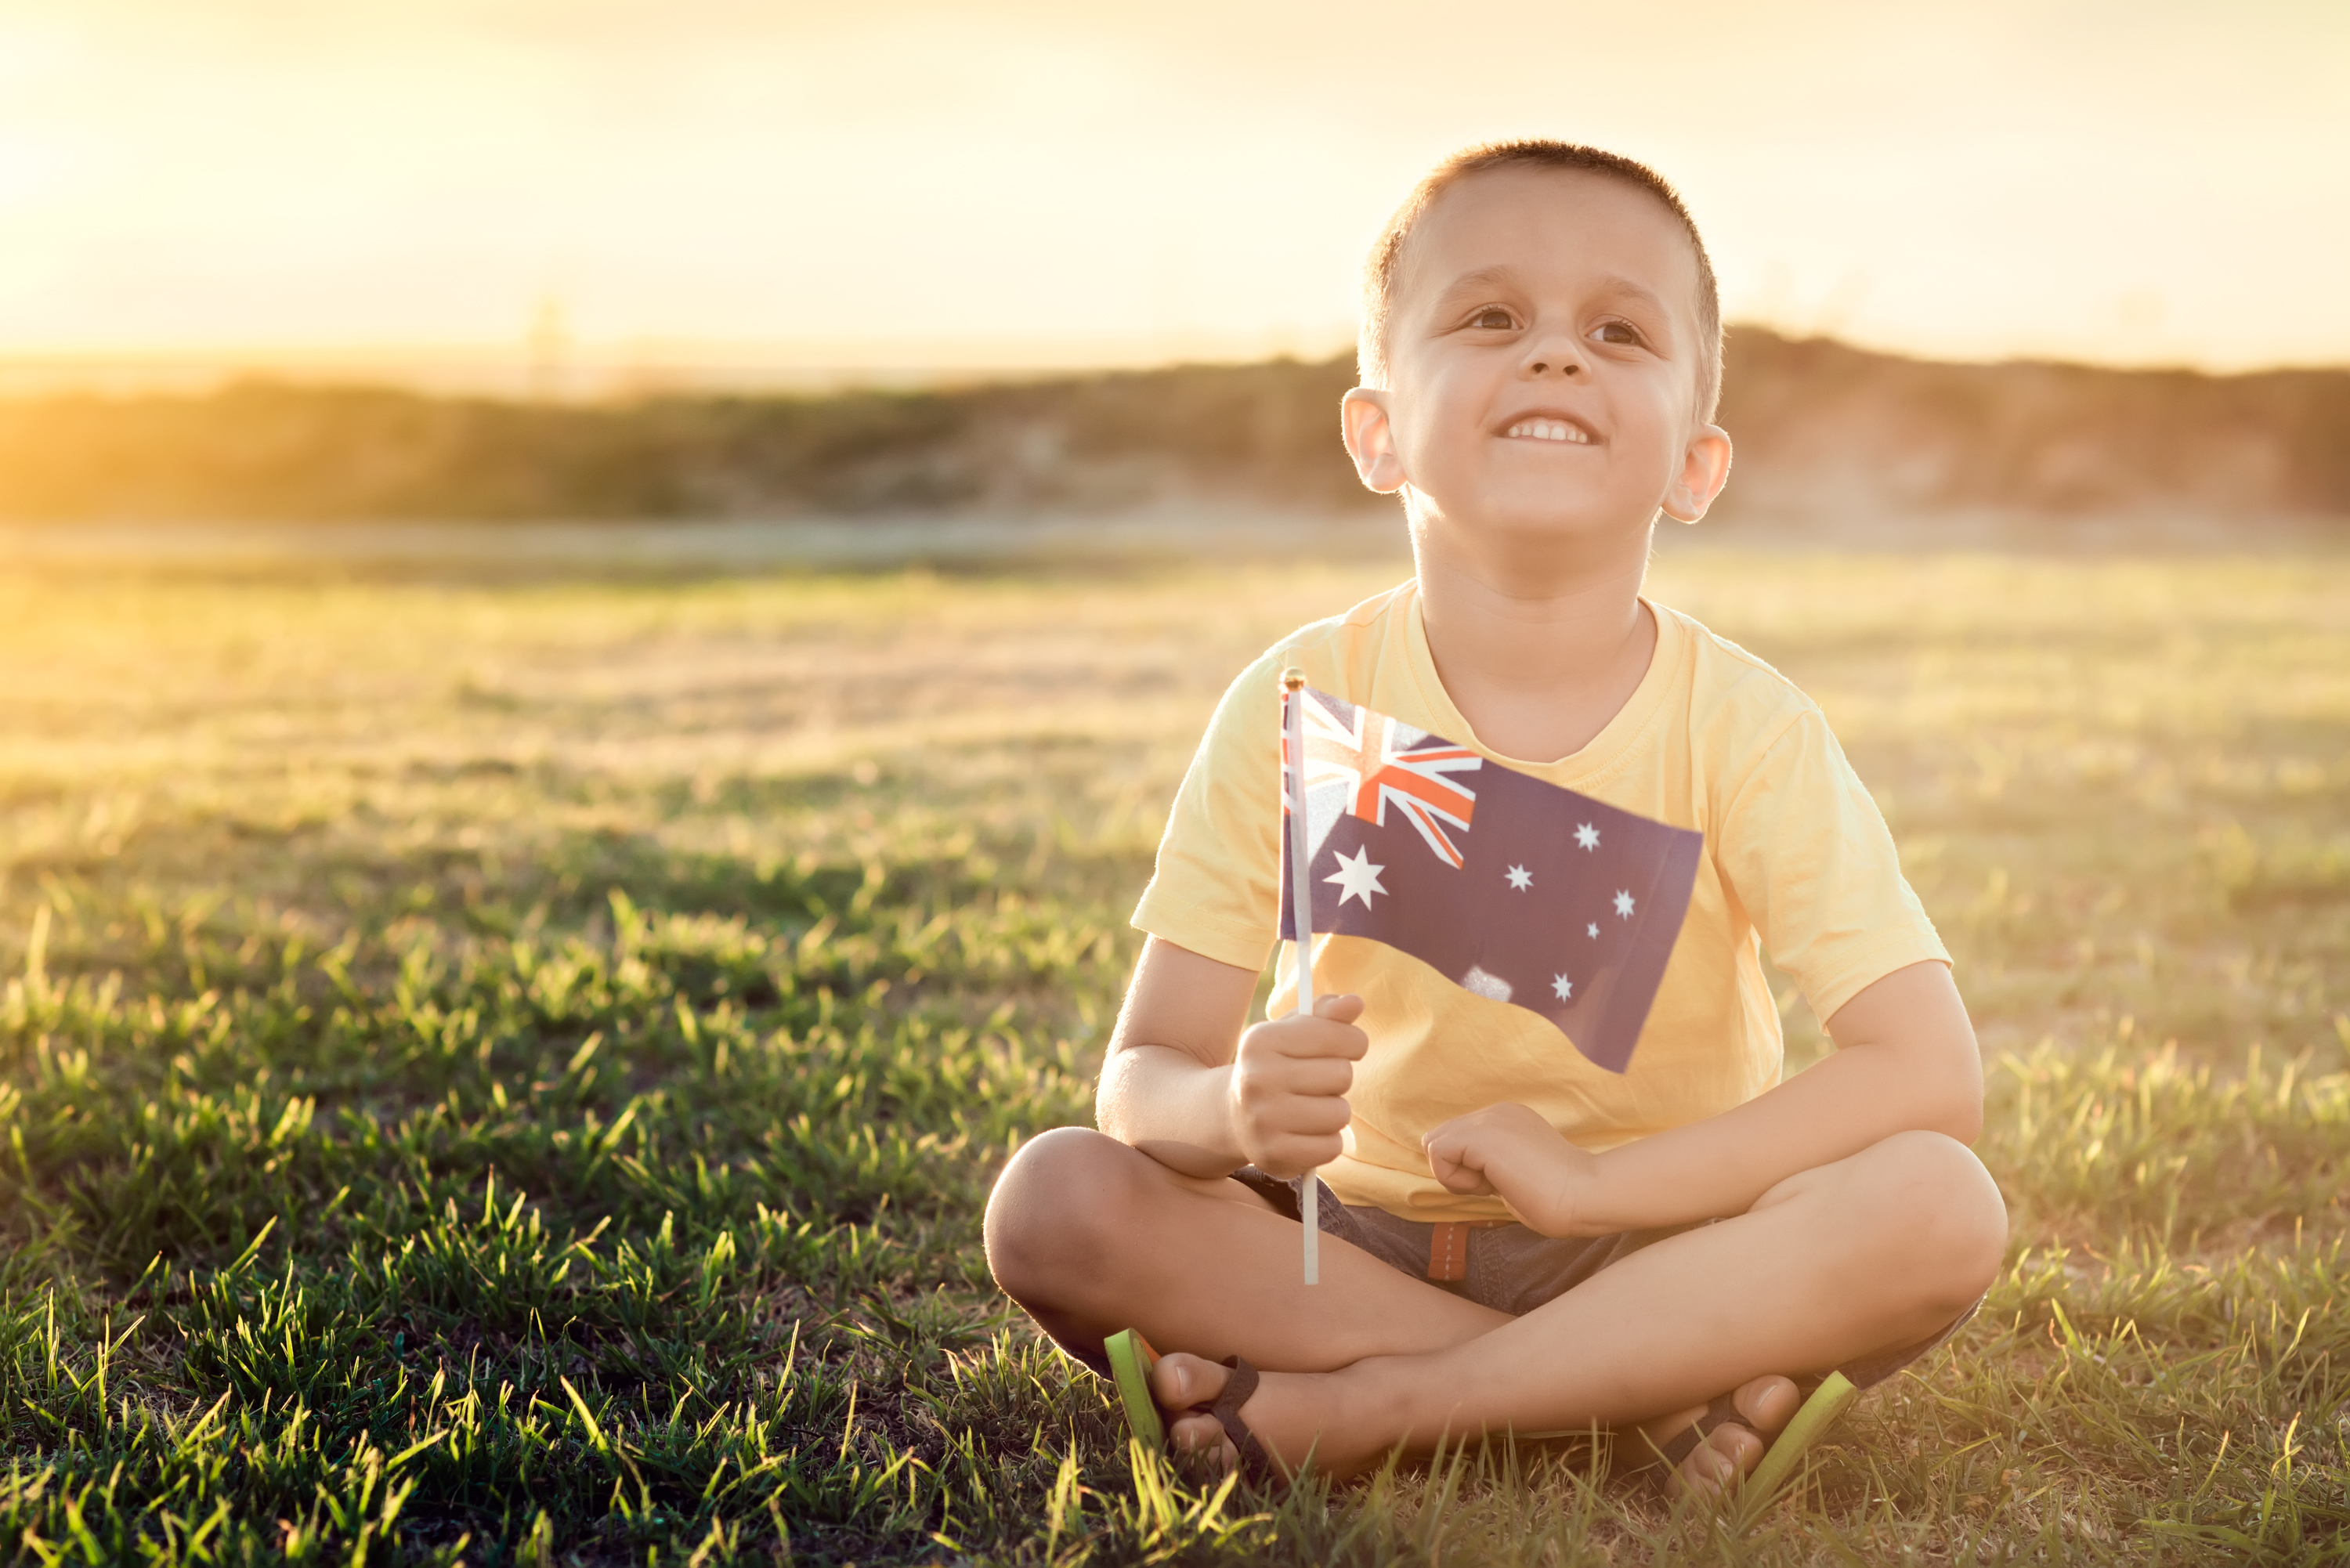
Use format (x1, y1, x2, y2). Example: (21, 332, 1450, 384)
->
(1423, 1102, 1599, 1237)
(1227, 993, 1367, 1177)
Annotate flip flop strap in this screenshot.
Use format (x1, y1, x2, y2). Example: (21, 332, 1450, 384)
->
(1212, 1356, 1274, 1483)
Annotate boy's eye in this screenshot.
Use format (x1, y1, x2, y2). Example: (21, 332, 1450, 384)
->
(1468, 308, 1515, 331)
(1593, 320, 1644, 346)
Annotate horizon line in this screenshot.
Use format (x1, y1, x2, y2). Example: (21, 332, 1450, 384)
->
(0, 326, 2341, 400)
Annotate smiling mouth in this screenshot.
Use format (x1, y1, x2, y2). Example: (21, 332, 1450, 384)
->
(1502, 417, 1593, 445)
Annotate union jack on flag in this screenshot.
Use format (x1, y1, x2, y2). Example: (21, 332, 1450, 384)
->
(1299, 697, 1482, 868)
(1279, 685, 1703, 1073)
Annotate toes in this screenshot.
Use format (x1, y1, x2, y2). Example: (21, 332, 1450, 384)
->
(1169, 1409, 1241, 1468)
(1731, 1375, 1801, 1440)
(1667, 1376, 1800, 1497)
(1679, 1422, 1762, 1492)
(1144, 1353, 1245, 1473)
(1168, 1410, 1222, 1454)
(1148, 1352, 1227, 1414)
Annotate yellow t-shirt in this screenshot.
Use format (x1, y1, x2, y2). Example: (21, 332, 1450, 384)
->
(1130, 580, 1949, 1222)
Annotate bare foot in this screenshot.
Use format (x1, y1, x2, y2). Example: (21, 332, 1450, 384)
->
(1633, 1375, 1802, 1497)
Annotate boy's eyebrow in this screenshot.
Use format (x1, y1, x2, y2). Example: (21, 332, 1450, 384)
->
(1585, 274, 1674, 321)
(1426, 264, 1521, 307)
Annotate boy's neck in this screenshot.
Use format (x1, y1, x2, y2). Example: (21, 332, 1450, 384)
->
(1411, 516, 1658, 766)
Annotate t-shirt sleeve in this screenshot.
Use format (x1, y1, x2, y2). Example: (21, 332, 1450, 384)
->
(1715, 706, 1950, 1023)
(1130, 652, 1286, 973)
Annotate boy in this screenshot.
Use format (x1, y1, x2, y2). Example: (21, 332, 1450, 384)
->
(983, 142, 2006, 1497)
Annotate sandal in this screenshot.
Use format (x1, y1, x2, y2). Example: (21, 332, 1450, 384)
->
(1103, 1328, 1278, 1483)
(1206, 1354, 1277, 1483)
(1106, 1327, 1856, 1498)
(1103, 1328, 1166, 1451)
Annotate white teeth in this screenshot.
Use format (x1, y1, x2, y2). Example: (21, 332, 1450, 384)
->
(1506, 420, 1590, 444)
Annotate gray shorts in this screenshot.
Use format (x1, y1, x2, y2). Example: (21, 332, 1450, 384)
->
(1223, 1167, 1977, 1392)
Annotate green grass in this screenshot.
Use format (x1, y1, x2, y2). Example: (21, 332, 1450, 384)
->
(0, 546, 2346, 1564)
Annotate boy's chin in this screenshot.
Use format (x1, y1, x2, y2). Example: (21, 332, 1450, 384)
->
(1416, 493, 1658, 550)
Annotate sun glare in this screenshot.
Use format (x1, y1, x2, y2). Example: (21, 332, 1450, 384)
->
(0, 1, 2343, 379)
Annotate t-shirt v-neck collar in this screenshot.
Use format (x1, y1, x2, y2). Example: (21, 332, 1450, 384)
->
(1397, 582, 1683, 789)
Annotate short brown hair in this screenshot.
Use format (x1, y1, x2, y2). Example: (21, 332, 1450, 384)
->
(1358, 141, 1723, 421)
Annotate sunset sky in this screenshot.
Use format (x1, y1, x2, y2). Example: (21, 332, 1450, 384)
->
(1, 1, 2344, 381)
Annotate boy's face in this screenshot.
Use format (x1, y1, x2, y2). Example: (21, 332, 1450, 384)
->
(1344, 167, 1730, 546)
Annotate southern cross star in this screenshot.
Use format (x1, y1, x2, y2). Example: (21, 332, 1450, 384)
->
(1552, 973, 1574, 1000)
(1586, 922, 1600, 939)
(1574, 822, 1600, 851)
(1325, 845, 1388, 909)
(1614, 889, 1636, 919)
(1506, 865, 1533, 891)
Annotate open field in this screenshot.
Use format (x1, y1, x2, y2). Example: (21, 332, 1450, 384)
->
(1, 543, 2347, 1563)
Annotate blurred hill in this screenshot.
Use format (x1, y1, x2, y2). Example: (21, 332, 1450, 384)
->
(0, 330, 2342, 537)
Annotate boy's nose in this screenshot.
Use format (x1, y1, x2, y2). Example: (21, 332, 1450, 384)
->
(1522, 334, 1589, 378)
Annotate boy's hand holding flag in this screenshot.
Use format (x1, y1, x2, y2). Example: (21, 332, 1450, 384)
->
(1224, 990, 1365, 1180)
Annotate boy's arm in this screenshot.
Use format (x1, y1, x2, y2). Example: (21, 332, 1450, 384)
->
(1424, 959, 1981, 1236)
(1095, 935, 1367, 1180)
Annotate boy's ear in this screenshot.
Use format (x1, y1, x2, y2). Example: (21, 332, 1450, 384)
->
(1341, 389, 1408, 494)
(1662, 423, 1733, 523)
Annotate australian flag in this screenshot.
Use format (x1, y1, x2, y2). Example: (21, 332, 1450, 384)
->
(1278, 685, 1702, 1074)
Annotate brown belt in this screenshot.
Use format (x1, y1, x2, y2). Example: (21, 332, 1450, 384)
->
(1426, 1219, 1511, 1281)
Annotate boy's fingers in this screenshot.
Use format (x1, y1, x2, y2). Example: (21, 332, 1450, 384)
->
(1274, 1018, 1368, 1060)
(1235, 1058, 1350, 1109)
(1311, 993, 1366, 1024)
(1423, 1141, 1492, 1194)
(1237, 1082, 1350, 1127)
(1278, 1057, 1353, 1097)
(1242, 1090, 1350, 1173)
(1276, 1094, 1351, 1135)
(1421, 1119, 1473, 1154)
(1423, 1129, 1481, 1169)
(1258, 1132, 1346, 1175)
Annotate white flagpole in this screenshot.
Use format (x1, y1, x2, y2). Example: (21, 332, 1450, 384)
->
(1280, 668, 1321, 1285)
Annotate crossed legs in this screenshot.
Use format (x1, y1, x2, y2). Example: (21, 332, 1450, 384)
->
(985, 1126, 2005, 1489)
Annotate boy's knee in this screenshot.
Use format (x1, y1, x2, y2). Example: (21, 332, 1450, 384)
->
(982, 1126, 1139, 1305)
(1849, 1130, 2008, 1314)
